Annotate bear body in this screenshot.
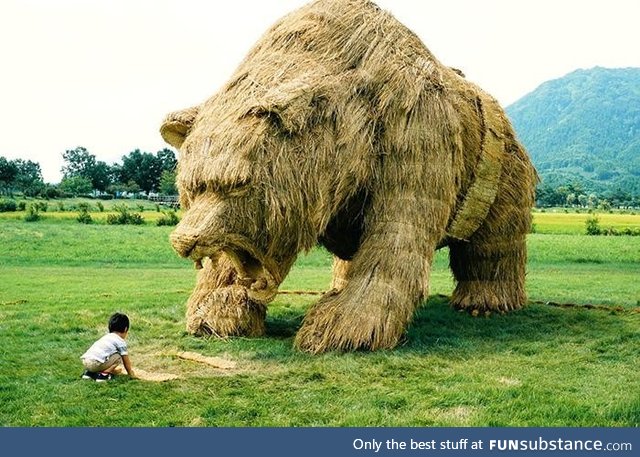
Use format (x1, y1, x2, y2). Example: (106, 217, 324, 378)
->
(161, 0, 537, 352)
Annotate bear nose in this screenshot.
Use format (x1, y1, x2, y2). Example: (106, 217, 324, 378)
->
(170, 230, 199, 258)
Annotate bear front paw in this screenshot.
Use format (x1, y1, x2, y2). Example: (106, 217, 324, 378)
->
(294, 289, 409, 353)
(186, 285, 266, 337)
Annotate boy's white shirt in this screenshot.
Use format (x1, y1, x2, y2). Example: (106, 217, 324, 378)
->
(81, 332, 128, 363)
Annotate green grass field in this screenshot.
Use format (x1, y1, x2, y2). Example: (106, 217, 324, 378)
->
(0, 204, 638, 426)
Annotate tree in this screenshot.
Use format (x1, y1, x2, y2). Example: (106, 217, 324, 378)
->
(124, 180, 141, 194)
(41, 183, 61, 199)
(108, 163, 123, 188)
(0, 157, 18, 195)
(535, 183, 571, 207)
(598, 200, 611, 211)
(120, 149, 163, 193)
(605, 188, 632, 208)
(566, 193, 576, 207)
(555, 186, 570, 207)
(577, 194, 588, 208)
(62, 147, 96, 179)
(61, 147, 113, 192)
(91, 161, 112, 192)
(59, 176, 92, 197)
(159, 169, 177, 195)
(107, 179, 142, 196)
(13, 159, 44, 196)
(156, 148, 177, 172)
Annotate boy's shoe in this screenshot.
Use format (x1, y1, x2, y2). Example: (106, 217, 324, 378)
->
(81, 370, 97, 380)
(95, 372, 113, 382)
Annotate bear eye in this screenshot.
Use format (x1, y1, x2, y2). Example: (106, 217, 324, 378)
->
(190, 182, 208, 196)
(211, 178, 251, 196)
(189, 178, 251, 198)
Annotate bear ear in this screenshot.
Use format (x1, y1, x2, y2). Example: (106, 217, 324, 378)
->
(160, 106, 200, 149)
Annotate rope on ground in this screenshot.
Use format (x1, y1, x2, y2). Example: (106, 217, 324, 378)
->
(278, 290, 325, 296)
(278, 291, 640, 314)
(531, 300, 639, 314)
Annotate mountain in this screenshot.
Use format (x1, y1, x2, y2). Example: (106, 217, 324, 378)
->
(506, 67, 640, 197)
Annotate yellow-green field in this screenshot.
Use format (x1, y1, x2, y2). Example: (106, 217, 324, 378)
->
(2, 199, 640, 235)
(0, 198, 174, 224)
(533, 210, 640, 234)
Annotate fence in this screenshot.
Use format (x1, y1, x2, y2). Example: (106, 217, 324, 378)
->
(148, 195, 180, 209)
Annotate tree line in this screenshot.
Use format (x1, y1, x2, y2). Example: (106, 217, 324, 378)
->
(536, 182, 640, 209)
(3, 148, 638, 208)
(0, 147, 177, 198)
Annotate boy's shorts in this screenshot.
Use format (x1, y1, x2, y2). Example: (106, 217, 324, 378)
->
(82, 353, 122, 373)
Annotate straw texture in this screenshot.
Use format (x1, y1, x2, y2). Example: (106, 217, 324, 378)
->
(161, 0, 537, 352)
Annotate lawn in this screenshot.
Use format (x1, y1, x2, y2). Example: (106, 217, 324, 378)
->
(0, 210, 638, 426)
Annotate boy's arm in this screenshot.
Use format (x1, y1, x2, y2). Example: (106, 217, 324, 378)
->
(121, 354, 137, 378)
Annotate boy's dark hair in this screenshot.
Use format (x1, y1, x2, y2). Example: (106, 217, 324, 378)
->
(108, 312, 130, 333)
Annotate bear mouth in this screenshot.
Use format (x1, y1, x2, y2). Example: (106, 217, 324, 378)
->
(191, 243, 279, 303)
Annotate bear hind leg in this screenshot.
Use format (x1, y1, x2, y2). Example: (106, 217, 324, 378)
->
(449, 234, 528, 315)
(330, 257, 350, 292)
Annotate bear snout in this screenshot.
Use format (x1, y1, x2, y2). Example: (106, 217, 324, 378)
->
(170, 229, 199, 258)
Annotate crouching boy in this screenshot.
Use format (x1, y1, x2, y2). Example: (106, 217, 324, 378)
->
(81, 312, 137, 382)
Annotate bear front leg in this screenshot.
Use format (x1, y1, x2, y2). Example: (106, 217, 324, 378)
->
(185, 255, 266, 337)
(295, 102, 460, 353)
(295, 196, 451, 353)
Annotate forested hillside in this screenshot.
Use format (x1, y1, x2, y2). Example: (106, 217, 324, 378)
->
(507, 67, 640, 206)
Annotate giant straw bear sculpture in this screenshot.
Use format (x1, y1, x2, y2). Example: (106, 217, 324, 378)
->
(161, 0, 537, 353)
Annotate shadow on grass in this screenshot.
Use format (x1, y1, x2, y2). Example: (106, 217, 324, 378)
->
(265, 312, 304, 338)
(404, 295, 638, 357)
(262, 294, 638, 358)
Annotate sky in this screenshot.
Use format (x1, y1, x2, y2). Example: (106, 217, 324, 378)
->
(1, 0, 639, 183)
